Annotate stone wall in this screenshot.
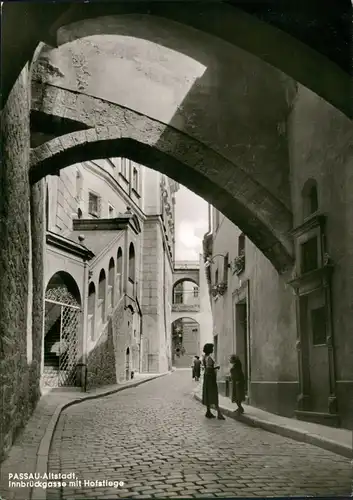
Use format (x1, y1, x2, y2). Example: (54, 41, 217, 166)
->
(112, 300, 134, 383)
(55, 165, 77, 235)
(86, 296, 137, 388)
(0, 67, 43, 461)
(141, 220, 162, 373)
(86, 318, 117, 390)
(30, 179, 45, 424)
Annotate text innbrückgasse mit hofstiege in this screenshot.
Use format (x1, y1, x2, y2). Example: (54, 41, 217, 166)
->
(8, 473, 125, 490)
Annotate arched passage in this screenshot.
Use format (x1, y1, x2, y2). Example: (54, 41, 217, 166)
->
(45, 270, 81, 305)
(128, 243, 136, 283)
(44, 271, 81, 387)
(30, 125, 293, 274)
(108, 257, 115, 310)
(172, 317, 200, 369)
(98, 269, 106, 325)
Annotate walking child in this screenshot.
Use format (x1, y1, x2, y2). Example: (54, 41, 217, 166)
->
(229, 354, 245, 414)
(192, 355, 201, 381)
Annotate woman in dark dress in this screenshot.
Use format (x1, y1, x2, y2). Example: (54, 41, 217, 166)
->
(202, 343, 225, 420)
(229, 354, 245, 414)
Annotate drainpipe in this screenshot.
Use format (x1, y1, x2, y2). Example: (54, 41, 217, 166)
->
(162, 244, 169, 371)
(135, 295, 143, 373)
(139, 308, 143, 373)
(80, 259, 89, 391)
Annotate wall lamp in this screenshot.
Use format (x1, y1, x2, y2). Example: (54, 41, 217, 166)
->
(204, 254, 231, 269)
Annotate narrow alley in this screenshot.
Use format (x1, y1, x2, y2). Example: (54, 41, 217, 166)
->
(46, 371, 351, 499)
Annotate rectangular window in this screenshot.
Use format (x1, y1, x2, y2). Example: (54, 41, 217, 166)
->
(311, 307, 327, 345)
(301, 237, 318, 274)
(215, 269, 219, 284)
(88, 192, 100, 217)
(193, 287, 199, 298)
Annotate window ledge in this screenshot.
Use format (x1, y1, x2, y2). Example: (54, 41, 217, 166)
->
(132, 187, 141, 199)
(119, 172, 129, 183)
(291, 213, 326, 237)
(287, 263, 334, 293)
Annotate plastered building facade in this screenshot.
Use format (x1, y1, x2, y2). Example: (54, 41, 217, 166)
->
(205, 168, 353, 430)
(44, 157, 178, 390)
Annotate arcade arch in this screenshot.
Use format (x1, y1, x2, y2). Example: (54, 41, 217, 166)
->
(108, 257, 115, 310)
(98, 269, 106, 325)
(43, 271, 81, 387)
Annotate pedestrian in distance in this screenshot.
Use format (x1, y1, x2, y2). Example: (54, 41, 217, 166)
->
(229, 354, 245, 414)
(202, 343, 225, 420)
(192, 355, 201, 381)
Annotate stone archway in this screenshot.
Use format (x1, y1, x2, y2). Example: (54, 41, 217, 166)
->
(172, 317, 200, 369)
(30, 127, 293, 274)
(27, 18, 302, 275)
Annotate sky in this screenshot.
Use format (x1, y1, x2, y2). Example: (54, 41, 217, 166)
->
(174, 185, 208, 261)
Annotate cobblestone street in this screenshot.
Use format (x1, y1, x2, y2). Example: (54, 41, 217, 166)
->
(47, 371, 351, 499)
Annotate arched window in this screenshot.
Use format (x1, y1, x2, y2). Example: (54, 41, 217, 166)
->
(302, 179, 319, 219)
(98, 269, 106, 324)
(172, 280, 199, 305)
(88, 282, 96, 341)
(125, 347, 130, 381)
(117, 247, 123, 296)
(108, 258, 115, 310)
(129, 243, 136, 283)
(173, 282, 184, 304)
(238, 233, 245, 256)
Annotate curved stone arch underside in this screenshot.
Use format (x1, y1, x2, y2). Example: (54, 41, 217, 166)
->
(171, 315, 201, 325)
(173, 276, 200, 289)
(30, 93, 294, 274)
(49, 6, 351, 119)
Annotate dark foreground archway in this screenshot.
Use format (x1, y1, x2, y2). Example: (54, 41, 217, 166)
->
(2, 2, 351, 119)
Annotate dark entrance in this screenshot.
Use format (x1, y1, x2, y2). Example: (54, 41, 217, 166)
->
(235, 301, 249, 397)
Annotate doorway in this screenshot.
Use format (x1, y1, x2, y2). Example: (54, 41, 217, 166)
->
(43, 272, 82, 388)
(299, 290, 330, 413)
(43, 295, 81, 387)
(235, 301, 249, 396)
